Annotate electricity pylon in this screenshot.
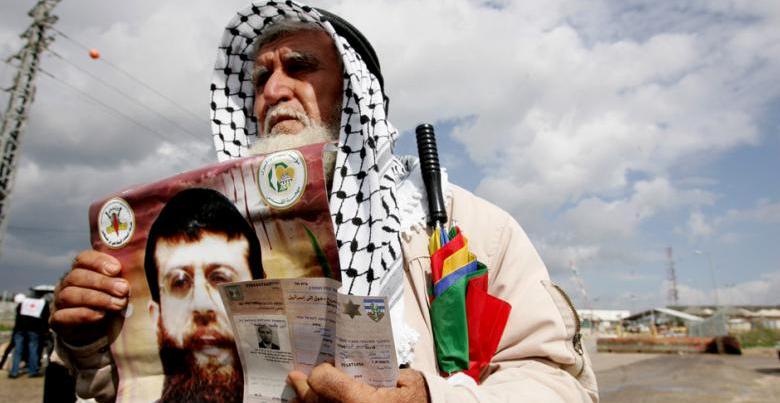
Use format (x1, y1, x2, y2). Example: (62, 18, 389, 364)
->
(0, 0, 61, 252)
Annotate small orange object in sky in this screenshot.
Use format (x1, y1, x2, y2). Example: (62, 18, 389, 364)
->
(89, 49, 100, 59)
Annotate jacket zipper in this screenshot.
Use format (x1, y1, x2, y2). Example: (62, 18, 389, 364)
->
(552, 284, 583, 355)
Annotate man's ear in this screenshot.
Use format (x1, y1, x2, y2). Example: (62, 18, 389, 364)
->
(148, 300, 160, 335)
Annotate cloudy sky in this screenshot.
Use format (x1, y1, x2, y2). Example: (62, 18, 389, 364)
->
(0, 0, 777, 311)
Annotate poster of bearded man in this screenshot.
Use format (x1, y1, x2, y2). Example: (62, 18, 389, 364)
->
(87, 143, 339, 402)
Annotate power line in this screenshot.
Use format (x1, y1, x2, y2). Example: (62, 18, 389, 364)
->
(50, 27, 203, 122)
(8, 224, 85, 234)
(47, 49, 204, 142)
(38, 67, 211, 165)
(39, 67, 169, 143)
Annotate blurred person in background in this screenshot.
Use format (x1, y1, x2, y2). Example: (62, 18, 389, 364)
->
(9, 292, 49, 378)
(0, 293, 27, 371)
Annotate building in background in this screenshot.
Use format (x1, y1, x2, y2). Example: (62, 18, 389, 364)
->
(621, 307, 704, 336)
(578, 309, 630, 335)
(670, 305, 780, 333)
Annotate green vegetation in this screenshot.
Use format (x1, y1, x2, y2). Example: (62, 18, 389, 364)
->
(736, 326, 780, 348)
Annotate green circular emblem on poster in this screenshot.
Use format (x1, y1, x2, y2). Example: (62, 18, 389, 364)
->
(257, 149, 307, 209)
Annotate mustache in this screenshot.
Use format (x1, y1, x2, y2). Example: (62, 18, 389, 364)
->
(157, 321, 240, 376)
(186, 328, 235, 350)
(157, 316, 236, 351)
(263, 104, 311, 135)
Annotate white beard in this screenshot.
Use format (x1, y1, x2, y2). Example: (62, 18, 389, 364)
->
(249, 112, 339, 189)
(248, 124, 336, 155)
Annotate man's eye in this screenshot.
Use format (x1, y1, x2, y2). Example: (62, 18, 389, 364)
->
(208, 269, 235, 285)
(167, 271, 192, 295)
(286, 60, 317, 74)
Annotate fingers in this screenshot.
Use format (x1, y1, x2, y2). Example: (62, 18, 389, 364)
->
(292, 365, 429, 403)
(56, 250, 128, 312)
(51, 281, 127, 341)
(397, 368, 424, 387)
(51, 250, 126, 346)
(287, 371, 313, 403)
(392, 369, 429, 402)
(308, 363, 376, 402)
(50, 306, 106, 328)
(73, 250, 121, 276)
(60, 268, 129, 299)
(56, 280, 128, 311)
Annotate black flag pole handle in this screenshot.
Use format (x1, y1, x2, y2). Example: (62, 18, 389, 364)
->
(415, 123, 448, 228)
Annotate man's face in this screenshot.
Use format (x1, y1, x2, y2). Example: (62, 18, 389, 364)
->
(253, 29, 343, 137)
(151, 231, 253, 367)
(257, 325, 273, 344)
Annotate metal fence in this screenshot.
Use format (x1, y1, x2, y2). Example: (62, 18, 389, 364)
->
(688, 310, 728, 337)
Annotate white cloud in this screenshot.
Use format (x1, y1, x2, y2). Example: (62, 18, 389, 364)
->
(687, 210, 714, 238)
(725, 199, 780, 224)
(717, 271, 780, 305)
(562, 178, 715, 242)
(676, 271, 780, 306)
(0, 0, 777, 303)
(678, 199, 780, 239)
(398, 0, 777, 231)
(675, 282, 711, 306)
(610, 270, 780, 309)
(534, 241, 601, 274)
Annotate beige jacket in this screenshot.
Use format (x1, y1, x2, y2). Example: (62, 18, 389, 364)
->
(58, 185, 598, 402)
(404, 185, 598, 402)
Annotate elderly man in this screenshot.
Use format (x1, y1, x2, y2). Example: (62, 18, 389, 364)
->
(52, 2, 598, 402)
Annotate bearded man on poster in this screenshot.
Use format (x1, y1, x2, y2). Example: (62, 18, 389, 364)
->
(145, 188, 263, 401)
(51, 2, 598, 402)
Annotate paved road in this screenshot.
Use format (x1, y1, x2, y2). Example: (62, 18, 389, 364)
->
(594, 350, 780, 402)
(2, 345, 778, 402)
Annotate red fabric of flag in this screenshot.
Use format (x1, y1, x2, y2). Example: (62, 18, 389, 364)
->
(464, 272, 511, 381)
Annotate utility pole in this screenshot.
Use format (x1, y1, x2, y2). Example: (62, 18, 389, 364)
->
(569, 260, 591, 309)
(694, 250, 719, 307)
(666, 247, 679, 306)
(0, 0, 61, 252)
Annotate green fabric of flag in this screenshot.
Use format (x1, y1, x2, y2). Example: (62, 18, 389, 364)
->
(431, 274, 470, 374)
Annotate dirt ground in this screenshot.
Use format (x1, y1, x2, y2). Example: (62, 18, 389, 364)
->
(1, 339, 46, 402)
(0, 373, 44, 402)
(1, 342, 778, 402)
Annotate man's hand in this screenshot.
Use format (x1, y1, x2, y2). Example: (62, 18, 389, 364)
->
(287, 363, 429, 403)
(50, 250, 129, 346)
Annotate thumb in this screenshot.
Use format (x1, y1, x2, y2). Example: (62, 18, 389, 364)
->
(287, 371, 315, 403)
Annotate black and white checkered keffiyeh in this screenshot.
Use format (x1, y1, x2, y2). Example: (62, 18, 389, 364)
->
(210, 1, 409, 340)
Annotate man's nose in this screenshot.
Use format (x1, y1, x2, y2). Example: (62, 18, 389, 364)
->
(191, 279, 218, 324)
(262, 69, 294, 106)
(193, 309, 217, 327)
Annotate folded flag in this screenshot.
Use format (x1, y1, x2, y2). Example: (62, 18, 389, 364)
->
(428, 226, 512, 381)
